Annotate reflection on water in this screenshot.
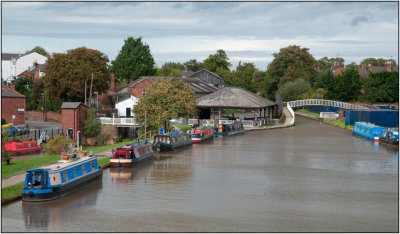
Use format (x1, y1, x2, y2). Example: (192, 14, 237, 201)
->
(22, 182, 102, 230)
(110, 163, 152, 184)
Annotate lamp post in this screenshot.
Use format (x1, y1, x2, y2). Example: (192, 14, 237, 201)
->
(41, 93, 44, 121)
(93, 91, 99, 110)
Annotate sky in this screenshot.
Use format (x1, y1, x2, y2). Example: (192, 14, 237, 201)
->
(1, 1, 399, 70)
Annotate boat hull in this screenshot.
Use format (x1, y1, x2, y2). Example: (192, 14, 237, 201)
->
(110, 152, 154, 168)
(152, 142, 191, 152)
(22, 170, 103, 202)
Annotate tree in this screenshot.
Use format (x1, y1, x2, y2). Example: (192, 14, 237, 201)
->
(225, 61, 257, 92)
(364, 71, 399, 103)
(316, 70, 336, 99)
(26, 46, 49, 56)
(334, 66, 362, 101)
(110, 37, 156, 83)
(83, 108, 101, 138)
(133, 79, 197, 135)
(317, 57, 344, 70)
(156, 62, 184, 77)
(203, 49, 232, 78)
(266, 45, 317, 86)
(184, 59, 203, 72)
(360, 58, 397, 66)
(277, 78, 311, 101)
(9, 76, 33, 98)
(44, 47, 110, 102)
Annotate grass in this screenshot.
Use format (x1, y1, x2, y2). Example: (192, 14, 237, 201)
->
(295, 109, 354, 131)
(296, 109, 321, 118)
(1, 140, 137, 180)
(1, 182, 25, 203)
(97, 156, 111, 168)
(172, 124, 192, 132)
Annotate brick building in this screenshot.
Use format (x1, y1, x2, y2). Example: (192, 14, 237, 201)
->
(1, 81, 26, 126)
(61, 102, 87, 142)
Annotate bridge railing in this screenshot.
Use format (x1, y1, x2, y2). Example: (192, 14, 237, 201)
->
(99, 117, 138, 126)
(287, 99, 369, 110)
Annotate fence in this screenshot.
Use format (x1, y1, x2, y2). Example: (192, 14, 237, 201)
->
(99, 117, 138, 126)
(6, 128, 63, 142)
(345, 110, 399, 127)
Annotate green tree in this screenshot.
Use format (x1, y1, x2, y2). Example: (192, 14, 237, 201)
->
(9, 76, 33, 98)
(316, 70, 336, 99)
(203, 49, 232, 78)
(266, 45, 317, 86)
(184, 59, 203, 72)
(156, 62, 184, 77)
(364, 71, 399, 103)
(277, 78, 311, 101)
(360, 58, 397, 66)
(261, 75, 280, 100)
(44, 47, 110, 102)
(334, 66, 362, 101)
(26, 46, 49, 56)
(83, 108, 101, 138)
(110, 37, 156, 83)
(317, 57, 344, 70)
(225, 61, 257, 92)
(133, 79, 197, 135)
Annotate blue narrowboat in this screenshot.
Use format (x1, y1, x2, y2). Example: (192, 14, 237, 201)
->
(22, 154, 102, 202)
(109, 141, 154, 167)
(379, 130, 399, 147)
(216, 121, 245, 136)
(352, 122, 385, 142)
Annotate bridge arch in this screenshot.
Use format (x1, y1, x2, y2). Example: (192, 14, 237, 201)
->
(287, 99, 369, 110)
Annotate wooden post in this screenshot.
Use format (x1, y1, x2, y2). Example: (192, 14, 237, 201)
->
(218, 108, 221, 121)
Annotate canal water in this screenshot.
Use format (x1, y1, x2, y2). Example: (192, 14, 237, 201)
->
(2, 116, 398, 232)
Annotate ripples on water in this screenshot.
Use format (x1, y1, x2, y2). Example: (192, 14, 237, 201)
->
(2, 116, 398, 232)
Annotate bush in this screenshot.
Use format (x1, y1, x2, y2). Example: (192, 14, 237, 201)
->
(94, 132, 112, 146)
(278, 78, 311, 101)
(44, 135, 73, 155)
(1, 118, 6, 125)
(273, 109, 282, 119)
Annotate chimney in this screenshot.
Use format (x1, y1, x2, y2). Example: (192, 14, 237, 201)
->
(184, 64, 188, 72)
(33, 61, 39, 68)
(385, 61, 392, 71)
(368, 64, 372, 72)
(110, 74, 115, 91)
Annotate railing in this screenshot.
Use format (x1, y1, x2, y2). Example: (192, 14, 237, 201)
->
(286, 103, 295, 125)
(99, 117, 138, 126)
(287, 99, 369, 110)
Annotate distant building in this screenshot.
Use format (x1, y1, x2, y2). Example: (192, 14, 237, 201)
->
(61, 102, 87, 142)
(1, 80, 26, 126)
(17, 61, 46, 79)
(358, 61, 399, 78)
(1, 52, 48, 81)
(115, 95, 139, 117)
(188, 69, 226, 87)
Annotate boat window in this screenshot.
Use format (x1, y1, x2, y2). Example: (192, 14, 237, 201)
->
(90, 162, 95, 170)
(74, 168, 77, 178)
(82, 165, 86, 174)
(28, 143, 31, 148)
(53, 176, 56, 181)
(63, 171, 69, 182)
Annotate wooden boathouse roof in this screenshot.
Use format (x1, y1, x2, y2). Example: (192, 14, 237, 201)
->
(196, 87, 276, 109)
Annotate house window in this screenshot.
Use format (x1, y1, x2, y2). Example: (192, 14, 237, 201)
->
(142, 89, 146, 96)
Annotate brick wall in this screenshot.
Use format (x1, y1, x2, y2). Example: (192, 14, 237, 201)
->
(130, 79, 153, 98)
(1, 97, 25, 126)
(26, 110, 61, 123)
(61, 105, 87, 142)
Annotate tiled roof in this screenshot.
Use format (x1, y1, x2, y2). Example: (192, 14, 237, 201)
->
(1, 53, 20, 61)
(61, 102, 84, 109)
(196, 87, 276, 109)
(132, 76, 218, 94)
(1, 88, 25, 98)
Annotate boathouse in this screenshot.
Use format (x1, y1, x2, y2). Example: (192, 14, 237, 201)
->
(196, 87, 277, 124)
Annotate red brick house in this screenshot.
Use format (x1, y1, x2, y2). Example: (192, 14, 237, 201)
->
(61, 102, 87, 142)
(1, 82, 26, 126)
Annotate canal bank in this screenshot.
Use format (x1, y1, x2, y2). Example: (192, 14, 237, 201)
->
(2, 116, 397, 232)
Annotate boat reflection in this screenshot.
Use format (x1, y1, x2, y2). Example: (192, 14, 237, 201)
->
(22, 182, 102, 229)
(110, 162, 152, 184)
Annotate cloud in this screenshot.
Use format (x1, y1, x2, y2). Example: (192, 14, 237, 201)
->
(351, 16, 369, 26)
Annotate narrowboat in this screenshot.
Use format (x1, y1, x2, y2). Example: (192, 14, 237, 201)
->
(152, 132, 192, 152)
(22, 154, 102, 202)
(109, 141, 154, 167)
(216, 121, 245, 136)
(4, 139, 41, 154)
(191, 126, 214, 143)
(379, 130, 399, 147)
(352, 122, 385, 142)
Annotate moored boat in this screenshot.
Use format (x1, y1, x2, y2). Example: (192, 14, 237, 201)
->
(216, 121, 245, 136)
(22, 153, 102, 202)
(191, 126, 214, 143)
(152, 132, 192, 152)
(352, 122, 385, 142)
(4, 139, 41, 154)
(379, 130, 399, 147)
(110, 141, 154, 167)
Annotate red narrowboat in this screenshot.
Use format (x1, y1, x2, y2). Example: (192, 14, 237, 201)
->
(110, 141, 154, 167)
(4, 140, 41, 154)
